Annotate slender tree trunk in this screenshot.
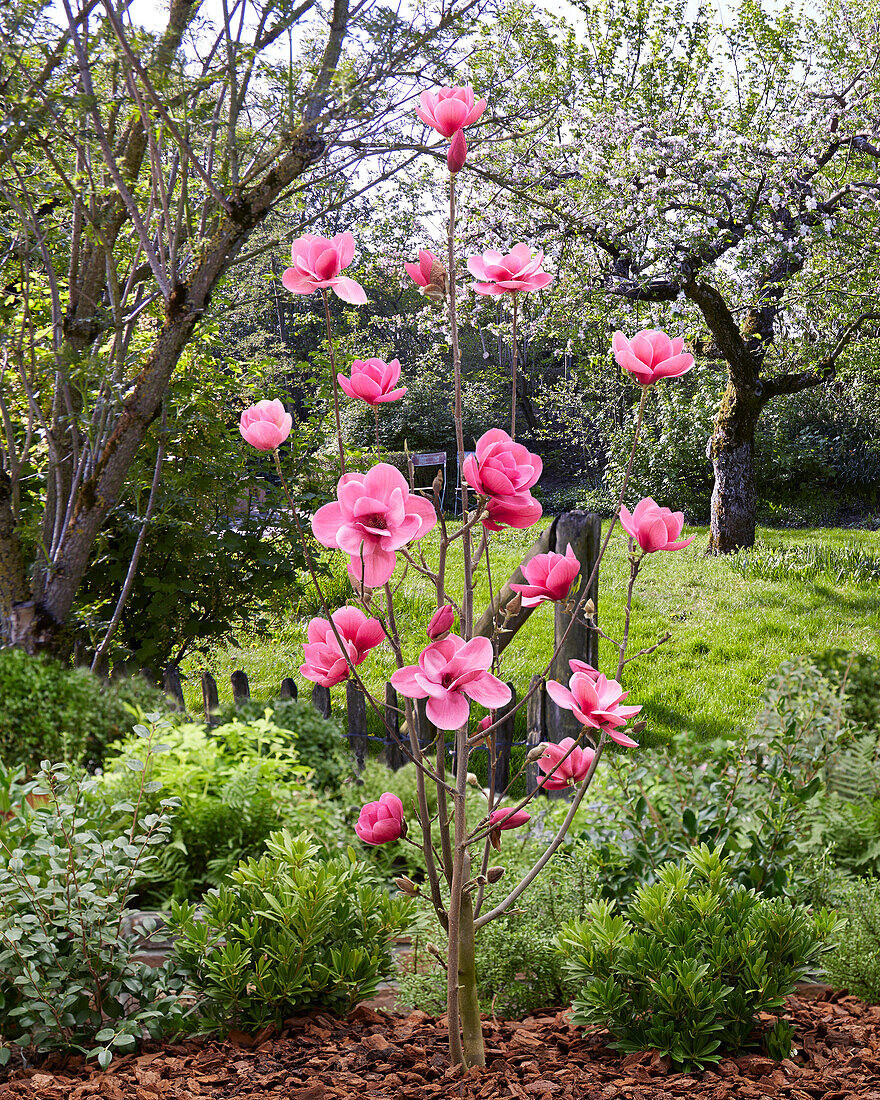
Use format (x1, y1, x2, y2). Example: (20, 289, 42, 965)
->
(707, 381, 762, 554)
(456, 882, 485, 1067)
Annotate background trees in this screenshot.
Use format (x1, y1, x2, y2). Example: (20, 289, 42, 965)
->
(460, 0, 880, 550)
(0, 0, 484, 655)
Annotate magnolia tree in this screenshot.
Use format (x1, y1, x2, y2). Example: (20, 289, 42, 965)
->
(240, 87, 694, 1069)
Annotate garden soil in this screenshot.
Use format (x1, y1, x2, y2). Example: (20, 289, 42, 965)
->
(3, 986, 880, 1100)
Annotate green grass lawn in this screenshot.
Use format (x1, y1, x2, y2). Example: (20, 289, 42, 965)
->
(181, 520, 880, 747)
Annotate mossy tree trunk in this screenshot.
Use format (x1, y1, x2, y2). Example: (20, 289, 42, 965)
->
(707, 381, 763, 554)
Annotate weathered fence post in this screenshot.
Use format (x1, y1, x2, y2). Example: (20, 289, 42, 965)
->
(548, 511, 600, 744)
(279, 677, 297, 700)
(524, 674, 546, 795)
(382, 682, 406, 771)
(162, 664, 185, 711)
(231, 670, 250, 707)
(490, 683, 517, 794)
(311, 683, 331, 719)
(346, 680, 368, 771)
(201, 671, 219, 724)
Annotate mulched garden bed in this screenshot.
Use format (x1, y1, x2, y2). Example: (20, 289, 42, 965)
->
(3, 986, 880, 1100)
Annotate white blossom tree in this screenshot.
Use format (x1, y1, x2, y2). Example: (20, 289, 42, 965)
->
(463, 0, 880, 549)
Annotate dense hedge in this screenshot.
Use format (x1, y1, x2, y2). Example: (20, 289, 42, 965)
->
(0, 649, 165, 767)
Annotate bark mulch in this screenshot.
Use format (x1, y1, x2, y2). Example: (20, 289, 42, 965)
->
(3, 986, 880, 1100)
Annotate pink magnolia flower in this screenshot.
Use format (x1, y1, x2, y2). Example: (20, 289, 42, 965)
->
(416, 86, 486, 138)
(447, 129, 467, 173)
(467, 244, 553, 296)
(476, 715, 492, 734)
(281, 232, 367, 304)
(312, 463, 437, 588)
(510, 544, 580, 607)
(619, 498, 694, 553)
(338, 358, 406, 405)
(390, 634, 511, 730)
(537, 737, 596, 790)
(355, 792, 406, 845)
(463, 429, 542, 497)
(488, 807, 531, 831)
(427, 604, 455, 640)
(239, 400, 292, 452)
(404, 249, 447, 302)
(463, 429, 543, 532)
(300, 607, 385, 687)
(546, 671, 642, 748)
(611, 329, 694, 385)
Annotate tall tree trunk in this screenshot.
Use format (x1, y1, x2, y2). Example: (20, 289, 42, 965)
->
(707, 381, 762, 554)
(0, 470, 29, 645)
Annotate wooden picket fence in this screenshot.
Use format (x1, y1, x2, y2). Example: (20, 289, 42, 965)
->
(156, 510, 602, 795)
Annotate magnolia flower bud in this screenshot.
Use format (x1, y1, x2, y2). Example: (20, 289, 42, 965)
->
(427, 604, 455, 640)
(466, 772, 480, 787)
(486, 866, 505, 883)
(423, 257, 448, 303)
(526, 745, 546, 764)
(447, 128, 468, 173)
(632, 720, 647, 735)
(394, 876, 418, 896)
(472, 715, 492, 744)
(504, 593, 522, 621)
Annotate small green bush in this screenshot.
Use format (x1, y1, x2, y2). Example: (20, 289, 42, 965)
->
(0, 721, 185, 1067)
(169, 830, 415, 1032)
(558, 846, 842, 1072)
(0, 649, 166, 767)
(211, 698, 349, 791)
(805, 871, 880, 1002)
(96, 712, 313, 904)
(575, 659, 848, 904)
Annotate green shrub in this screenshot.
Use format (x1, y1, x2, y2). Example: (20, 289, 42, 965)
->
(0, 721, 185, 1067)
(805, 727, 880, 879)
(0, 649, 166, 767)
(398, 847, 596, 1018)
(797, 652, 880, 877)
(575, 659, 848, 904)
(95, 712, 313, 904)
(812, 649, 880, 734)
(558, 846, 842, 1071)
(211, 698, 349, 791)
(806, 873, 880, 1002)
(168, 830, 415, 1032)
